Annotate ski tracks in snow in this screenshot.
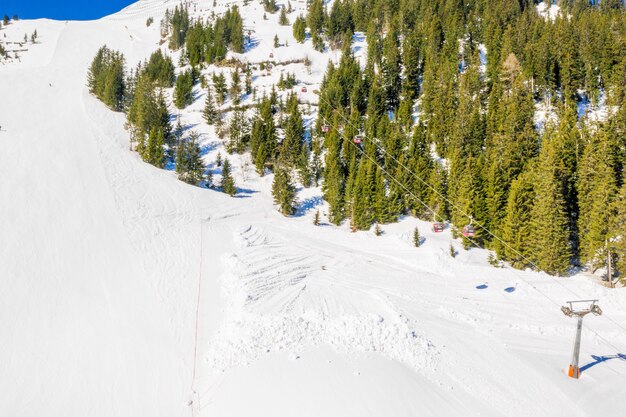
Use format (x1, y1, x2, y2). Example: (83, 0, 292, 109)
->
(205, 223, 441, 375)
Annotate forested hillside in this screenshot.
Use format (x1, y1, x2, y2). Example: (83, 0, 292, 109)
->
(87, 0, 626, 279)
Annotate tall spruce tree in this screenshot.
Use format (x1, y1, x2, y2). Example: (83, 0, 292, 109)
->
(272, 166, 297, 215)
(221, 158, 237, 196)
(529, 137, 571, 276)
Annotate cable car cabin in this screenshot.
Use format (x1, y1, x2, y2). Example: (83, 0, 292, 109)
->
(353, 135, 363, 144)
(432, 222, 445, 233)
(462, 225, 475, 237)
(301, 86, 307, 93)
(321, 124, 330, 133)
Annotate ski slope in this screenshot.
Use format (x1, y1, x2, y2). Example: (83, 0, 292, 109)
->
(1, 1, 626, 416)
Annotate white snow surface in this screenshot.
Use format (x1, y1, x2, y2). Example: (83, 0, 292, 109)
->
(536, 1, 562, 22)
(2, 1, 626, 417)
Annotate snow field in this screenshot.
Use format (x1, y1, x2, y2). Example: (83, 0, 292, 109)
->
(1, 1, 626, 417)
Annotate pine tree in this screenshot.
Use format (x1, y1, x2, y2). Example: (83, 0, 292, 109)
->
(230, 68, 242, 105)
(280, 97, 305, 167)
(212, 73, 227, 104)
(203, 86, 219, 125)
(174, 69, 194, 109)
(374, 223, 383, 236)
(381, 26, 401, 110)
(227, 108, 249, 154)
(274, 34, 280, 48)
(216, 151, 222, 167)
(221, 158, 237, 196)
(501, 169, 535, 269)
(529, 141, 571, 276)
(313, 209, 321, 225)
(272, 166, 297, 215)
(322, 130, 346, 225)
(279, 6, 289, 25)
(577, 127, 618, 272)
(612, 182, 626, 281)
(413, 227, 421, 247)
(145, 127, 165, 167)
(293, 15, 306, 43)
(175, 131, 205, 185)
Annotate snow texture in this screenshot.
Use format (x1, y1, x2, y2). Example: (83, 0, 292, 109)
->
(1, 1, 626, 417)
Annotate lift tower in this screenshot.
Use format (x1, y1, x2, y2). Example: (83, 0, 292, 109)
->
(561, 300, 602, 378)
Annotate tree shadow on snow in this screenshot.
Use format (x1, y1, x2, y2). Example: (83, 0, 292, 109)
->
(580, 354, 626, 373)
(294, 195, 324, 217)
(233, 187, 258, 198)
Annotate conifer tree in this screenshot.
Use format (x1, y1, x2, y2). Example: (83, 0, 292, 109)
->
(212, 73, 228, 104)
(230, 68, 242, 105)
(322, 130, 346, 224)
(413, 227, 421, 247)
(145, 127, 165, 167)
(174, 69, 194, 108)
(272, 166, 297, 215)
(612, 182, 626, 281)
(280, 97, 305, 167)
(313, 209, 321, 226)
(381, 26, 401, 110)
(501, 169, 535, 269)
(577, 128, 618, 272)
(279, 6, 289, 25)
(529, 142, 571, 276)
(176, 131, 205, 185)
(221, 158, 237, 196)
(227, 108, 249, 154)
(293, 15, 306, 43)
(203, 86, 219, 125)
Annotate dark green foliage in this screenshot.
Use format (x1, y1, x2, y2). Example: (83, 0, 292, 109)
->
(612, 182, 626, 281)
(174, 69, 194, 109)
(293, 15, 306, 43)
(227, 108, 249, 154)
(144, 50, 175, 88)
(168, 5, 190, 50)
(413, 227, 420, 247)
(230, 68, 242, 105)
(176, 131, 205, 185)
(88, 46, 126, 111)
(279, 6, 289, 26)
(577, 127, 618, 271)
(183, 5, 244, 65)
(220, 158, 237, 196)
(203, 86, 219, 125)
(144, 127, 166, 167)
(529, 139, 572, 276)
(279, 95, 305, 167)
(313, 209, 321, 225)
(272, 166, 297, 216)
(212, 73, 228, 104)
(250, 96, 277, 174)
(263, 0, 278, 13)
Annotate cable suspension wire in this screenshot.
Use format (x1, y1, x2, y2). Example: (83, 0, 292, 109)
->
(316, 93, 626, 352)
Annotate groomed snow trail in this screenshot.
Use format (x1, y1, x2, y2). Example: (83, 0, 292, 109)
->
(1, 2, 626, 417)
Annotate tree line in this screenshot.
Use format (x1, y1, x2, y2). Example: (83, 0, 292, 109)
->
(302, 0, 626, 278)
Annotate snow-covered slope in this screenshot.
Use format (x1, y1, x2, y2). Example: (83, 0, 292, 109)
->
(1, 1, 626, 417)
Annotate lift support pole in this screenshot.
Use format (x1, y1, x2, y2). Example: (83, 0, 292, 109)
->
(561, 300, 602, 379)
(569, 315, 584, 378)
